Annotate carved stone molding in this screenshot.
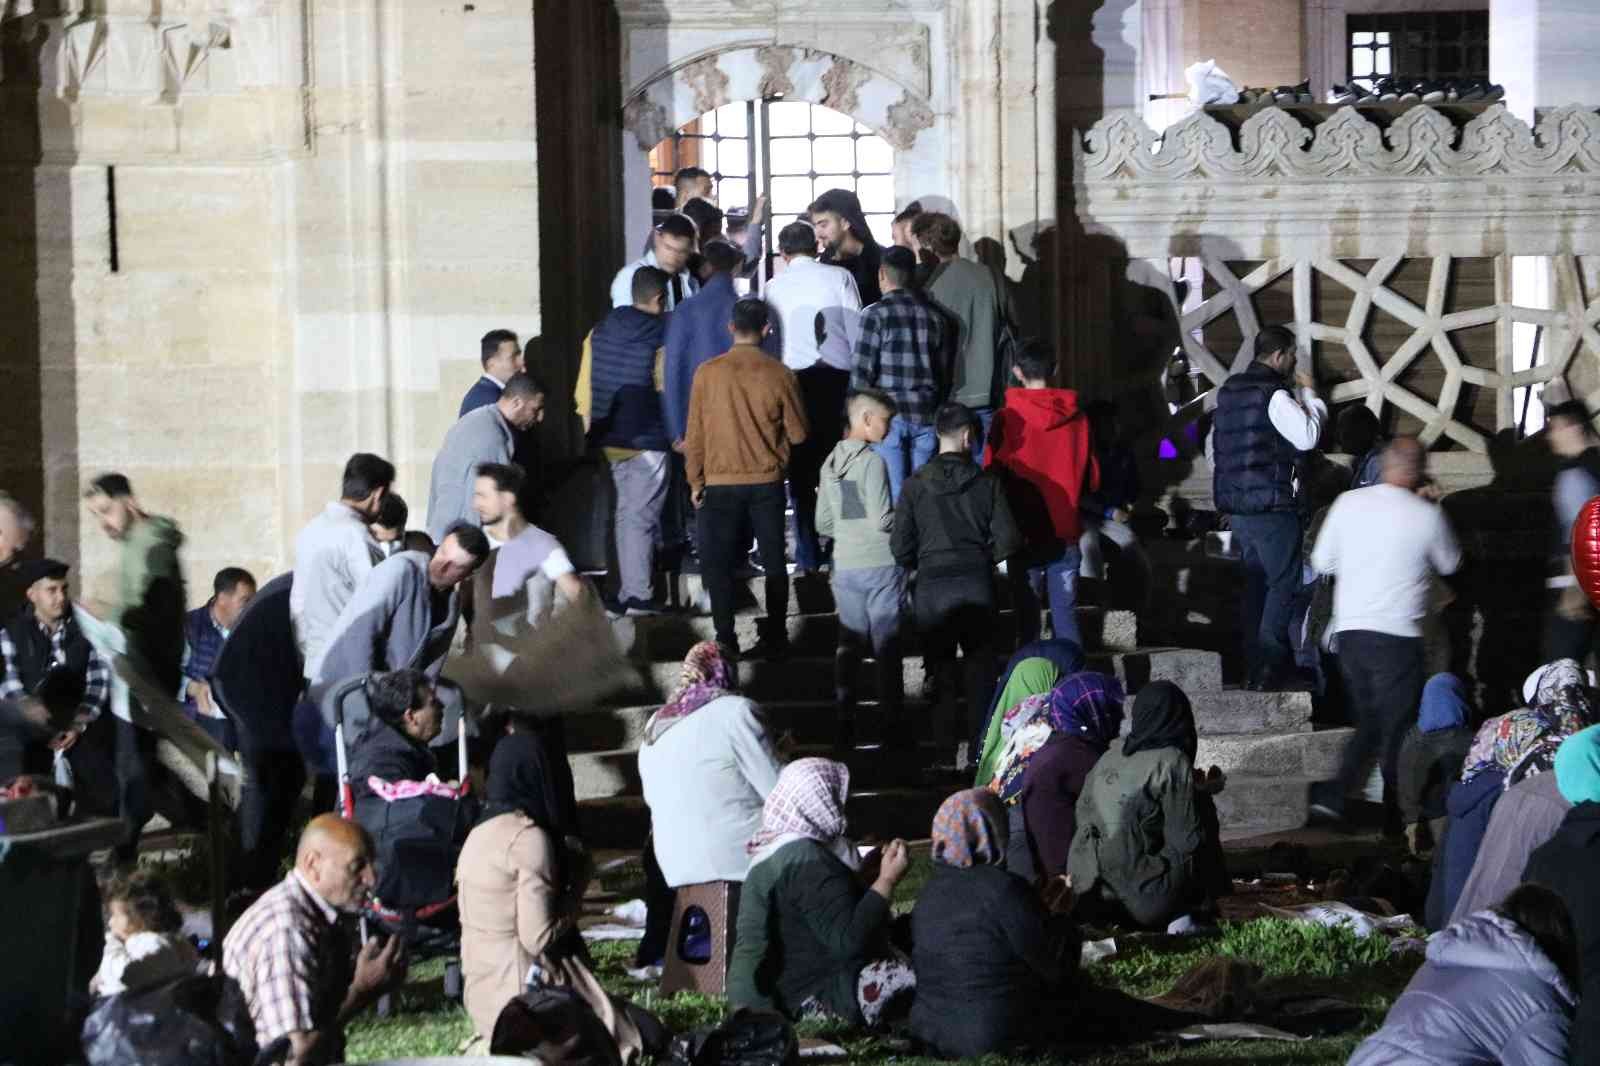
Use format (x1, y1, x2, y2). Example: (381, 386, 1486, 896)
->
(1079, 104, 1600, 183)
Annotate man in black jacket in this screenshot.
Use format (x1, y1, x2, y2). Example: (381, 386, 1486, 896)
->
(348, 668, 443, 802)
(1209, 326, 1326, 690)
(893, 403, 1023, 757)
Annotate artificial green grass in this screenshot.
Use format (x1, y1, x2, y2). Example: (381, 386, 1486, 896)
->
(343, 872, 1425, 1064)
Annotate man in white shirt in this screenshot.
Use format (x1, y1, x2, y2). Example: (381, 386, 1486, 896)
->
(1308, 436, 1462, 824)
(290, 453, 394, 684)
(1209, 325, 1328, 690)
(611, 213, 698, 311)
(468, 461, 586, 640)
(764, 219, 863, 573)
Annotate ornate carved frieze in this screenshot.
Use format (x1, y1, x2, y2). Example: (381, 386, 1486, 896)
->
(1078, 104, 1600, 183)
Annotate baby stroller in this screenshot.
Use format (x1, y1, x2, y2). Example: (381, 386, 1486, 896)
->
(328, 673, 475, 1011)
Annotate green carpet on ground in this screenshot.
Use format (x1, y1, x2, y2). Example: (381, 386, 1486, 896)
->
(343, 857, 1424, 1065)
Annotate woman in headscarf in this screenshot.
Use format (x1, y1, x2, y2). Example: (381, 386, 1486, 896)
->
(456, 728, 645, 1058)
(728, 758, 914, 1028)
(1431, 659, 1598, 928)
(987, 673, 1125, 882)
(974, 649, 1076, 787)
(1395, 674, 1474, 854)
(1524, 723, 1600, 1057)
(1067, 682, 1229, 928)
(635, 641, 782, 965)
(910, 789, 1078, 1058)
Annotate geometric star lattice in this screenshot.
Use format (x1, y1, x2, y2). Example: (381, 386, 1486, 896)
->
(1179, 254, 1600, 452)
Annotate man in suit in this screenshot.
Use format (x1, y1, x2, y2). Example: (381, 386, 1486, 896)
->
(459, 329, 525, 416)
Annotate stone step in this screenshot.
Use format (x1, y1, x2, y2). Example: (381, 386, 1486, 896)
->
(1215, 776, 1315, 840)
(661, 569, 1093, 619)
(619, 647, 1224, 706)
(1195, 726, 1354, 780)
(612, 605, 1141, 659)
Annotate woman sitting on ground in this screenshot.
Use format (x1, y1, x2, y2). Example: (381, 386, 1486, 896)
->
(986, 672, 1124, 882)
(974, 649, 1077, 787)
(1348, 882, 1577, 1065)
(728, 758, 914, 1028)
(1523, 722, 1600, 1057)
(456, 729, 644, 1058)
(910, 789, 1078, 1058)
(1395, 673, 1474, 854)
(1067, 681, 1230, 929)
(1430, 659, 1595, 928)
(636, 641, 782, 964)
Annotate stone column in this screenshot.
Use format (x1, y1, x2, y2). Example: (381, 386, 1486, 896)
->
(1491, 0, 1600, 123)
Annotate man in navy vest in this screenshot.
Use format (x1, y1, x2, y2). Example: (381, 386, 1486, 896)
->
(179, 566, 256, 749)
(1210, 325, 1327, 689)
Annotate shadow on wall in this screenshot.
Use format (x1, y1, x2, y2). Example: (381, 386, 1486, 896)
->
(0, 16, 77, 615)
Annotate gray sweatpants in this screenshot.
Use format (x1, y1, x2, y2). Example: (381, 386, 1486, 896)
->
(832, 565, 906, 716)
(611, 450, 668, 603)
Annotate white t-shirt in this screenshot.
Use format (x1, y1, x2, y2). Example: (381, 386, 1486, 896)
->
(1310, 482, 1463, 637)
(763, 256, 862, 372)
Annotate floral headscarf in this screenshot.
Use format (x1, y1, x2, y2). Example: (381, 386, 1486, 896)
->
(644, 640, 734, 743)
(988, 673, 1125, 805)
(1460, 659, 1596, 785)
(747, 758, 855, 868)
(931, 789, 1008, 868)
(973, 658, 1062, 786)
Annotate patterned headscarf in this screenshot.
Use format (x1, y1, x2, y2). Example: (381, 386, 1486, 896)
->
(988, 673, 1125, 805)
(747, 757, 851, 859)
(644, 640, 734, 744)
(973, 658, 1061, 786)
(1460, 659, 1597, 785)
(931, 789, 1008, 868)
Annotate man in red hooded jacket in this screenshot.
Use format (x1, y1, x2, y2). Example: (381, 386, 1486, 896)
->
(984, 340, 1100, 649)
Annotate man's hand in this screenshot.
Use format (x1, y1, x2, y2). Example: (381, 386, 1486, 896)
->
(871, 838, 911, 899)
(48, 729, 79, 753)
(187, 679, 215, 717)
(672, 438, 687, 455)
(348, 935, 407, 1009)
(749, 195, 768, 226)
(1110, 507, 1131, 524)
(691, 489, 705, 510)
(1294, 369, 1316, 391)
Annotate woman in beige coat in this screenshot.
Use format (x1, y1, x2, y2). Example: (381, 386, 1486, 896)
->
(456, 728, 643, 1058)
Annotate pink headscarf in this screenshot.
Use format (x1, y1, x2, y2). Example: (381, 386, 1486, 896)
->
(747, 758, 853, 867)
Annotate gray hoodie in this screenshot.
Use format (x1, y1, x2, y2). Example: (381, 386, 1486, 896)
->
(815, 439, 895, 571)
(1348, 909, 1573, 1066)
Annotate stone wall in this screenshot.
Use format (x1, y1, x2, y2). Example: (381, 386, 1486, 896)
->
(0, 0, 540, 607)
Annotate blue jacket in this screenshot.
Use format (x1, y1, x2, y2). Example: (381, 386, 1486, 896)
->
(663, 273, 738, 442)
(1430, 769, 1506, 930)
(1212, 361, 1300, 515)
(588, 306, 669, 452)
(458, 375, 502, 418)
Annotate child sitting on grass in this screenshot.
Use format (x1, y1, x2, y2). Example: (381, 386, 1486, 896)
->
(89, 870, 198, 997)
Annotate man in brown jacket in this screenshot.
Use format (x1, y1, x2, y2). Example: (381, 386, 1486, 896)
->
(685, 298, 809, 660)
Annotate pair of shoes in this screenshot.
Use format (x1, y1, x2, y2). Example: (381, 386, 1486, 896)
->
(1271, 80, 1313, 104)
(742, 636, 790, 662)
(620, 597, 668, 616)
(1328, 83, 1363, 105)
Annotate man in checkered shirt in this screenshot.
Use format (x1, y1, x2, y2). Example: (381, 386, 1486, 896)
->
(0, 558, 114, 801)
(223, 814, 404, 1065)
(850, 245, 949, 501)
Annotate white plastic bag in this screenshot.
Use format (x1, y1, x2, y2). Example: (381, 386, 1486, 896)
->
(53, 748, 74, 790)
(1185, 60, 1241, 108)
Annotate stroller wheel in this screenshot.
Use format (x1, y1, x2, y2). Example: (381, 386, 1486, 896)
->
(444, 960, 464, 1001)
(376, 992, 394, 1019)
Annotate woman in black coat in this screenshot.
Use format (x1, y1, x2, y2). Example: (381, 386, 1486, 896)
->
(910, 788, 1077, 1058)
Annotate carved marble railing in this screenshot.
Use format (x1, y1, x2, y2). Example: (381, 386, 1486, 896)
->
(1072, 105, 1600, 453)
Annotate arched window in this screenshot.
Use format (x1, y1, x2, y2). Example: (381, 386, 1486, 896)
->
(649, 100, 896, 254)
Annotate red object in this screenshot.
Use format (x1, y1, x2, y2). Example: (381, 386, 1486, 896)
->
(1574, 496, 1600, 608)
(984, 388, 1101, 544)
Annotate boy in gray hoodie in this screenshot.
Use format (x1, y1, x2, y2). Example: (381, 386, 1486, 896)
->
(816, 389, 904, 750)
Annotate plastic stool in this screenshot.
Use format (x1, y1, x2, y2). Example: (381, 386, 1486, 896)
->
(660, 880, 741, 997)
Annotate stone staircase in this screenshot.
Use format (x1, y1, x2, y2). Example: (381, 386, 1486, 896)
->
(570, 566, 1355, 848)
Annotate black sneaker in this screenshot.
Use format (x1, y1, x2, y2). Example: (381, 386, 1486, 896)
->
(742, 636, 791, 662)
(1483, 82, 1506, 102)
(1458, 81, 1487, 102)
(1397, 79, 1422, 102)
(1418, 79, 1446, 104)
(621, 597, 667, 616)
(1328, 83, 1362, 105)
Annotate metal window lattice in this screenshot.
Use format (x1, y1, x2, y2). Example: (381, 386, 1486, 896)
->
(1347, 12, 1489, 92)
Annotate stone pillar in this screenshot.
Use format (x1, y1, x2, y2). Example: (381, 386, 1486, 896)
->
(1491, 0, 1600, 123)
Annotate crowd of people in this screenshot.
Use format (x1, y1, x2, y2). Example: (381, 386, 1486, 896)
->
(7, 166, 1600, 1065)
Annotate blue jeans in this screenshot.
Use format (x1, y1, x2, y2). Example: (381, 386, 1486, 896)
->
(1011, 544, 1082, 650)
(872, 419, 937, 501)
(1229, 511, 1303, 684)
(968, 406, 995, 464)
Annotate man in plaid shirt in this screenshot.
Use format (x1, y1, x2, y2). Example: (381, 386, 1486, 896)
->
(224, 814, 403, 1064)
(850, 245, 948, 500)
(0, 559, 112, 795)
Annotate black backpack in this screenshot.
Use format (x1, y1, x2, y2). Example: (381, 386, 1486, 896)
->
(665, 1009, 799, 1066)
(81, 973, 262, 1066)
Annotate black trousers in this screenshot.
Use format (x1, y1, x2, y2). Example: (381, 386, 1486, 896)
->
(1332, 630, 1425, 816)
(788, 366, 850, 572)
(914, 571, 999, 745)
(237, 746, 307, 890)
(1230, 511, 1303, 684)
(698, 482, 789, 648)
